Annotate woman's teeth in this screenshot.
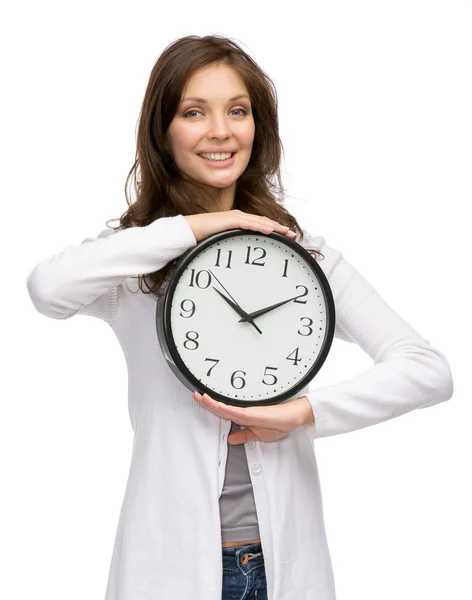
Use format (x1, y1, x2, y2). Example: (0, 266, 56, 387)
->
(199, 152, 233, 161)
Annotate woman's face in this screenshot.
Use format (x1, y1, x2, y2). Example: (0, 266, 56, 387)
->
(166, 63, 255, 205)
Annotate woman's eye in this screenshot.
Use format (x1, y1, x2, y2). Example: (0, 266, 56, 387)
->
(183, 108, 248, 118)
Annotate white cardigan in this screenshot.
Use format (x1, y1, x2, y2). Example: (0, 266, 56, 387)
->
(25, 214, 453, 599)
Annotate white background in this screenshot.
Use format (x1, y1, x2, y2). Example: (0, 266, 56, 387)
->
(2, 1, 470, 599)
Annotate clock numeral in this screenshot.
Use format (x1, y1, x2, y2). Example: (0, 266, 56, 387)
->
(183, 331, 199, 350)
(244, 245, 266, 267)
(215, 248, 233, 269)
(179, 299, 195, 318)
(293, 285, 308, 304)
(262, 366, 278, 386)
(286, 347, 302, 366)
(298, 317, 313, 336)
(204, 358, 220, 376)
(282, 259, 289, 278)
(188, 269, 212, 289)
(230, 370, 247, 389)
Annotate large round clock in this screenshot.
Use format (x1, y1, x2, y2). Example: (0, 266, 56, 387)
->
(155, 228, 335, 407)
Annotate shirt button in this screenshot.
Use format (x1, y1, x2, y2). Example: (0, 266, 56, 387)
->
(251, 463, 262, 475)
(221, 435, 225, 443)
(247, 441, 256, 448)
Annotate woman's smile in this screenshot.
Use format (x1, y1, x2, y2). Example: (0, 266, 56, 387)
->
(197, 152, 237, 168)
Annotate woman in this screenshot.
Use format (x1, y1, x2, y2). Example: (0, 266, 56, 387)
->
(25, 35, 453, 600)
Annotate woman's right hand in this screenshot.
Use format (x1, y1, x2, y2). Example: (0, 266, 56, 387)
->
(184, 210, 297, 243)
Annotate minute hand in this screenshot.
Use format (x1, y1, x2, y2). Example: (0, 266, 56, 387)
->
(239, 295, 300, 322)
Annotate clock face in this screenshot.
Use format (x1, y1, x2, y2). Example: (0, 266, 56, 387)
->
(157, 229, 334, 407)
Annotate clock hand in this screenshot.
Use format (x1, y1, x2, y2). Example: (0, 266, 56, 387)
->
(238, 295, 300, 322)
(208, 269, 263, 335)
(212, 288, 263, 335)
(212, 287, 249, 319)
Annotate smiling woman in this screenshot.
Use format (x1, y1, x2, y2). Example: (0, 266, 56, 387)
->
(104, 35, 322, 302)
(25, 32, 454, 600)
(165, 62, 255, 195)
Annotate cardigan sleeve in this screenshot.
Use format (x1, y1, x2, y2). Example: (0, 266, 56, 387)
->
(25, 214, 197, 326)
(298, 231, 454, 439)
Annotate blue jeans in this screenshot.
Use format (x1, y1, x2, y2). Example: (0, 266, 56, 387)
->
(222, 542, 267, 599)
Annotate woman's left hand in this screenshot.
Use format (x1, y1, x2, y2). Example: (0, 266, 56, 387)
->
(192, 391, 307, 445)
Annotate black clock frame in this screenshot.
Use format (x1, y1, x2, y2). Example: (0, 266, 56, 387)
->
(156, 228, 335, 407)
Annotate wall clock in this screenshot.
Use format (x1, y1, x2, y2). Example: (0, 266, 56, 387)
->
(156, 228, 335, 407)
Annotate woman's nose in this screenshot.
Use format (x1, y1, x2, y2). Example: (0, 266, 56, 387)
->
(207, 116, 232, 136)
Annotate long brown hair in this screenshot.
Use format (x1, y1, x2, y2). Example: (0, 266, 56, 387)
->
(106, 34, 324, 298)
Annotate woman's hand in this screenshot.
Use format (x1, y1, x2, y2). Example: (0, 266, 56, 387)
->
(184, 210, 297, 243)
(192, 391, 307, 445)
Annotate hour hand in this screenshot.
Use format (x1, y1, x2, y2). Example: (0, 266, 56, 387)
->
(239, 295, 300, 322)
(212, 287, 263, 335)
